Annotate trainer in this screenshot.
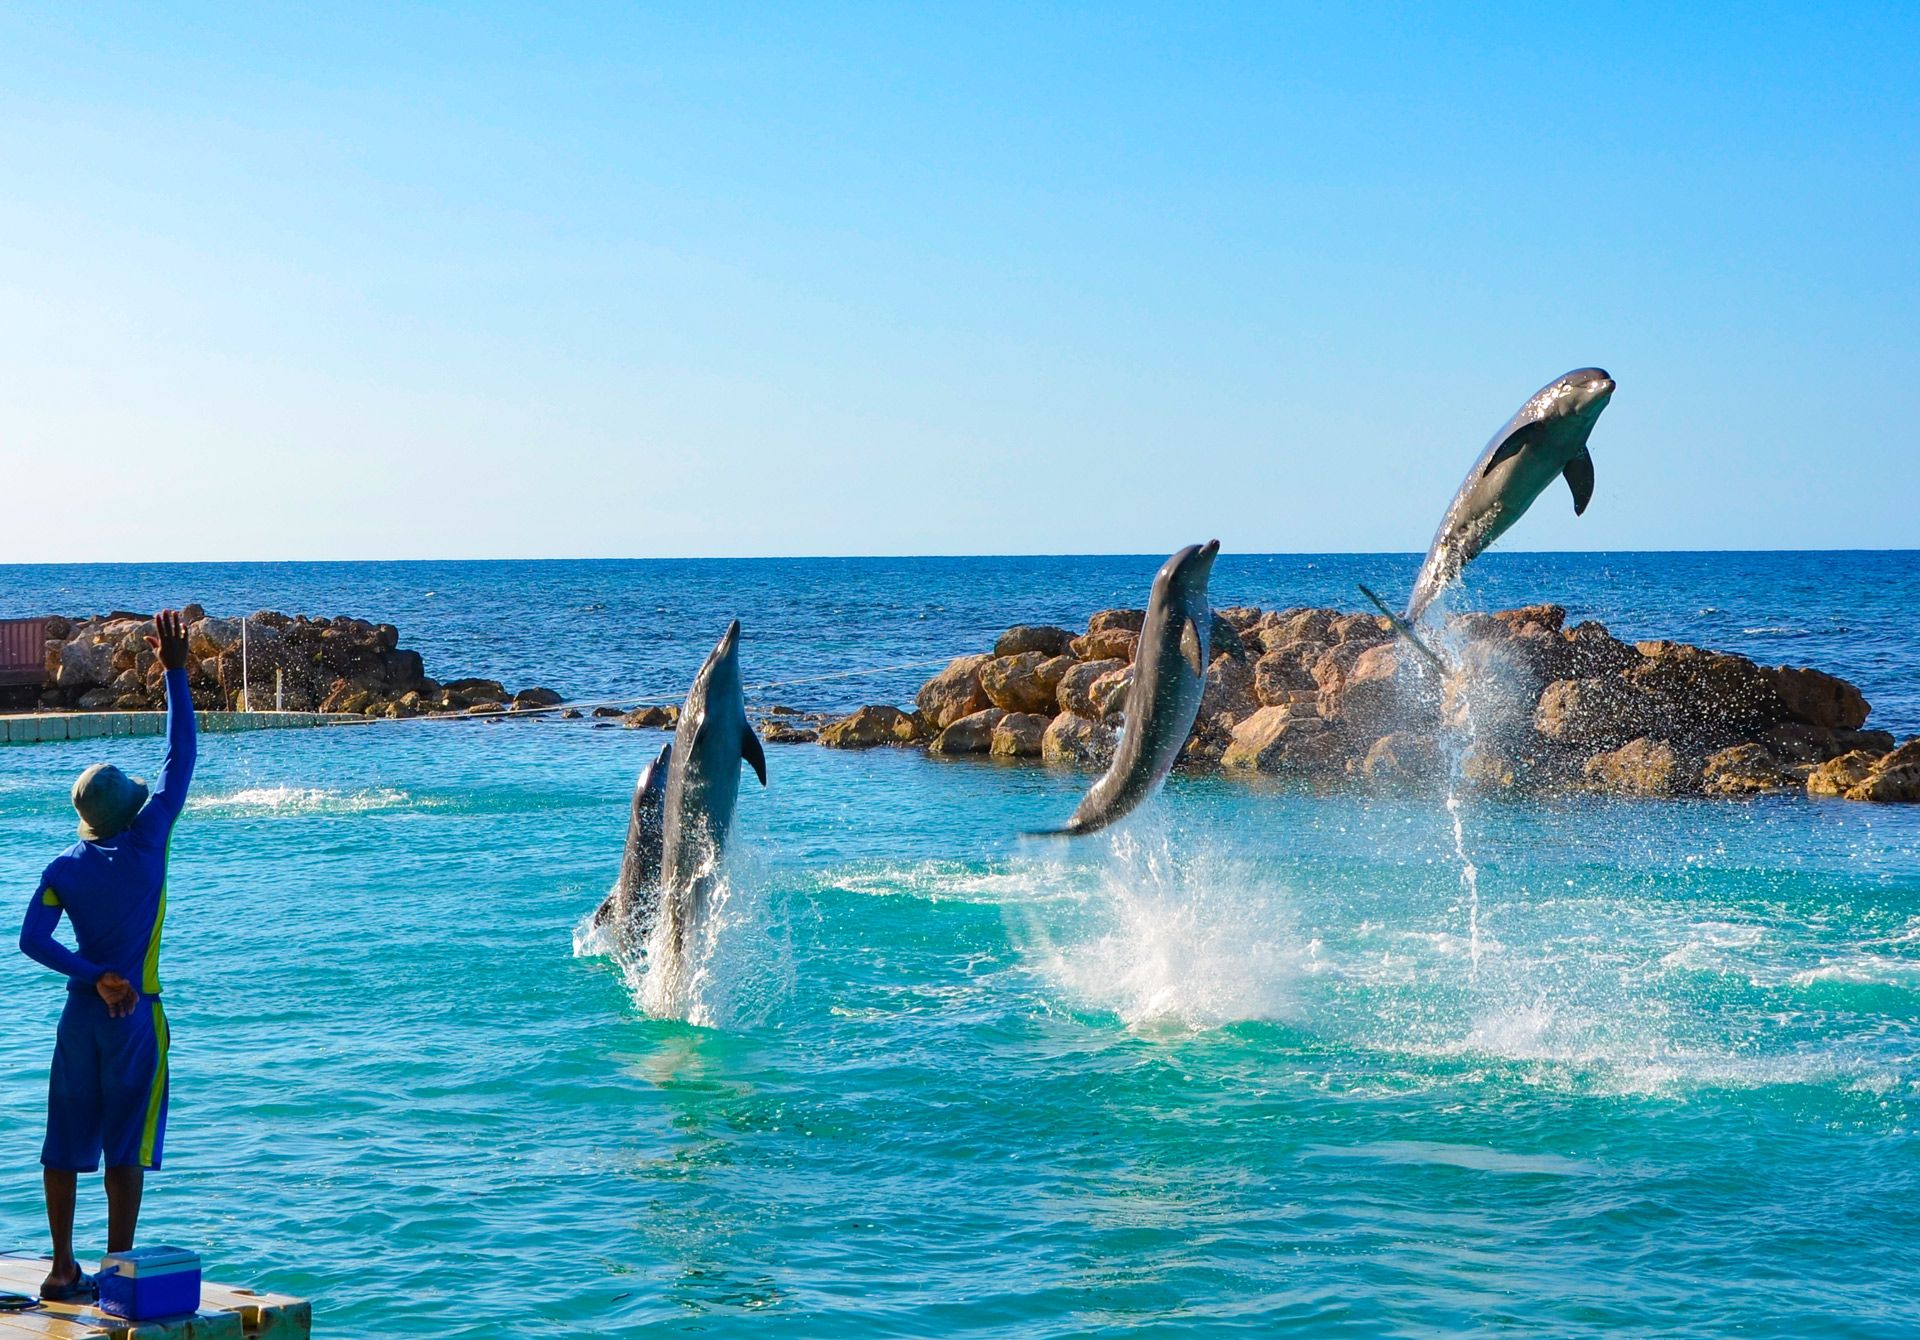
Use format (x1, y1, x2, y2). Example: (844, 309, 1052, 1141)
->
(18, 609, 196, 1301)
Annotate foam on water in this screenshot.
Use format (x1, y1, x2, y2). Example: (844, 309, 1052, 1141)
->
(186, 784, 418, 815)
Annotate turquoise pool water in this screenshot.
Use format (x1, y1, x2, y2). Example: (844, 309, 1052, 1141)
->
(3, 555, 1917, 1336)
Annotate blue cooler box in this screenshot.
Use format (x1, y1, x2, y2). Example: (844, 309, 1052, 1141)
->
(96, 1246, 202, 1321)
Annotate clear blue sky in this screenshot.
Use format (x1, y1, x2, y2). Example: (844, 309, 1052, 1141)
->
(2, 3, 1915, 561)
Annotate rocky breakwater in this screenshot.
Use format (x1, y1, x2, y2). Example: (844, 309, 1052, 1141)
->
(36, 606, 561, 719)
(813, 603, 1919, 804)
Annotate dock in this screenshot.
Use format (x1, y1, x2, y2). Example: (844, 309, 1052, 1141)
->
(1, 713, 371, 746)
(0, 1255, 309, 1339)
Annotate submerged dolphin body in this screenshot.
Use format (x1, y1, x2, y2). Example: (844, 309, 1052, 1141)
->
(1405, 368, 1615, 624)
(656, 621, 767, 964)
(1028, 540, 1220, 838)
(592, 742, 673, 945)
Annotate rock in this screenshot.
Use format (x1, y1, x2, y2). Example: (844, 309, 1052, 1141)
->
(1220, 706, 1335, 772)
(1320, 643, 1407, 732)
(1070, 628, 1139, 663)
(1329, 613, 1391, 645)
(980, 652, 1072, 714)
(590, 706, 623, 718)
(511, 687, 563, 709)
(916, 655, 992, 730)
(54, 636, 116, 690)
(443, 677, 508, 704)
(1360, 732, 1440, 781)
(1259, 608, 1334, 650)
(76, 687, 118, 709)
(622, 704, 679, 730)
(1215, 606, 1265, 632)
(1583, 737, 1699, 796)
(1843, 738, 1920, 803)
(1492, 603, 1567, 634)
(761, 720, 818, 744)
(1057, 658, 1125, 717)
(928, 708, 1007, 756)
(1764, 665, 1870, 731)
(1089, 666, 1134, 720)
(1208, 615, 1248, 661)
(1807, 750, 1882, 798)
(1310, 641, 1371, 696)
(1534, 677, 1648, 750)
(990, 712, 1050, 758)
(1624, 642, 1787, 741)
(1086, 608, 1146, 635)
(993, 625, 1075, 658)
(1702, 743, 1796, 796)
(1561, 621, 1642, 678)
(1253, 650, 1318, 707)
(1041, 713, 1117, 768)
(187, 617, 242, 658)
(818, 704, 919, 748)
(1199, 656, 1257, 721)
(559, 707, 582, 720)
(1757, 722, 1896, 764)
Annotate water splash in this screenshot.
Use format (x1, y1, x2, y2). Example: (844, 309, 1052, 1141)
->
(187, 784, 417, 815)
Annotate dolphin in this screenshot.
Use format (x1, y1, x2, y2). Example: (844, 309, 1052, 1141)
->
(1404, 368, 1615, 624)
(591, 741, 672, 945)
(1028, 540, 1219, 838)
(656, 620, 767, 963)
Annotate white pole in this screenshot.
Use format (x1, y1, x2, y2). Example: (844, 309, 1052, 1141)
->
(275, 667, 284, 712)
(240, 616, 250, 712)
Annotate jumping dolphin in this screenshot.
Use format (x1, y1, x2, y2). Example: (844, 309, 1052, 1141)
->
(1028, 540, 1219, 838)
(592, 742, 672, 944)
(656, 621, 767, 964)
(1404, 368, 1615, 624)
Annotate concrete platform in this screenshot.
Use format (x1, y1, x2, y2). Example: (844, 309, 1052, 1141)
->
(0, 1254, 309, 1338)
(1, 713, 370, 746)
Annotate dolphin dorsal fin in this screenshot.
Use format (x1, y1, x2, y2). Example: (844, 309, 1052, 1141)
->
(1179, 615, 1205, 675)
(1563, 446, 1595, 516)
(741, 722, 767, 786)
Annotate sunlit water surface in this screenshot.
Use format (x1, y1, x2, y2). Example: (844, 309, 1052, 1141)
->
(2, 554, 1917, 1336)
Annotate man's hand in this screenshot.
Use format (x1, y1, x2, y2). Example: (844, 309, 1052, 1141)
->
(146, 609, 189, 672)
(95, 972, 138, 1018)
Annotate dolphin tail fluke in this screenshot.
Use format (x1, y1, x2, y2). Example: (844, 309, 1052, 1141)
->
(742, 723, 767, 786)
(592, 890, 617, 927)
(1357, 583, 1450, 675)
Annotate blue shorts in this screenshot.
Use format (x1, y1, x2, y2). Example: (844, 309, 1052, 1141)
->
(43, 991, 170, 1172)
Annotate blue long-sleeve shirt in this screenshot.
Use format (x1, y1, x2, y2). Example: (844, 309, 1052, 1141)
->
(20, 668, 197, 995)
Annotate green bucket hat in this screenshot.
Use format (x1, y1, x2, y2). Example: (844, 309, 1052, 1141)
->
(72, 763, 150, 842)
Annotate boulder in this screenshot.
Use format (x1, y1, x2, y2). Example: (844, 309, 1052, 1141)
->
(511, 687, 563, 709)
(1220, 707, 1335, 772)
(1215, 606, 1265, 632)
(1057, 658, 1126, 718)
(980, 652, 1072, 714)
(54, 637, 116, 690)
(1071, 628, 1139, 663)
(622, 704, 679, 730)
(1492, 603, 1567, 634)
(1208, 615, 1248, 661)
(1086, 608, 1146, 635)
(1701, 743, 1796, 796)
(1310, 641, 1371, 696)
(443, 678, 508, 704)
(1259, 608, 1334, 650)
(1624, 642, 1788, 741)
(1758, 722, 1896, 764)
(818, 705, 919, 748)
(761, 720, 818, 744)
(916, 655, 992, 731)
(1807, 750, 1881, 798)
(993, 625, 1075, 658)
(1534, 677, 1648, 750)
(1198, 656, 1257, 721)
(1329, 613, 1391, 645)
(1764, 665, 1870, 731)
(1253, 650, 1318, 707)
(1041, 713, 1117, 768)
(1843, 738, 1920, 804)
(1089, 666, 1134, 720)
(1359, 732, 1440, 781)
(1320, 643, 1407, 732)
(1561, 621, 1641, 677)
(989, 712, 1050, 758)
(928, 708, 1008, 756)
(1583, 737, 1699, 797)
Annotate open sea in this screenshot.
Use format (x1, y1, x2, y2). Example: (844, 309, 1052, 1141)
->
(2, 551, 1917, 1337)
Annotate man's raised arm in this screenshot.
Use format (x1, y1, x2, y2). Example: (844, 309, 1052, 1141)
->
(135, 609, 197, 835)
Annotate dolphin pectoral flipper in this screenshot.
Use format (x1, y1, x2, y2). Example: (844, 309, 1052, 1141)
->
(1563, 446, 1594, 515)
(741, 723, 767, 786)
(1179, 616, 1205, 675)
